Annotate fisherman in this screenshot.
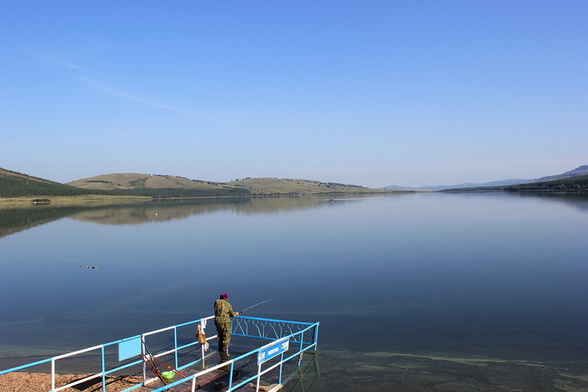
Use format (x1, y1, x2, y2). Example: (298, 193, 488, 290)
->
(214, 293, 240, 363)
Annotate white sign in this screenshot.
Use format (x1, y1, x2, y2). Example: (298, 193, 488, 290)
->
(257, 337, 290, 365)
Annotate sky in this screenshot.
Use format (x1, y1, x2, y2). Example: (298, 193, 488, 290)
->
(1, 1, 587, 188)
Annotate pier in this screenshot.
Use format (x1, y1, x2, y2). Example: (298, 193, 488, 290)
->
(0, 316, 320, 392)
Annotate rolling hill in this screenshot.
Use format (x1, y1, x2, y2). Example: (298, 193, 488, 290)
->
(2, 169, 390, 199)
(68, 173, 389, 196)
(67, 173, 247, 197)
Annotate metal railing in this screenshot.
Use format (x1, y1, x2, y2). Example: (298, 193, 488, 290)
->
(0, 316, 319, 392)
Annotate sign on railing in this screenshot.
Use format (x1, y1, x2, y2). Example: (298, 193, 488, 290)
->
(257, 337, 289, 365)
(118, 336, 141, 361)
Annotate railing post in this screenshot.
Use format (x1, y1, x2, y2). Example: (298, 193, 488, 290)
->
(228, 362, 235, 390)
(174, 327, 179, 370)
(256, 361, 262, 392)
(101, 345, 106, 392)
(51, 358, 56, 392)
(279, 351, 284, 384)
(314, 323, 320, 348)
(141, 335, 147, 385)
(298, 331, 304, 366)
(200, 319, 206, 369)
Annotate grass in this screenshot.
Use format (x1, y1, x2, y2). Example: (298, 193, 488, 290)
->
(0, 195, 153, 209)
(227, 177, 392, 195)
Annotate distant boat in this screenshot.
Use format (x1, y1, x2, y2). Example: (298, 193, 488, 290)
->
(31, 198, 51, 204)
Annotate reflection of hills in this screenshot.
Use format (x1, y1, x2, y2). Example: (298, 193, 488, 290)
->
(0, 207, 78, 238)
(0, 197, 339, 237)
(69, 197, 331, 225)
(2, 194, 587, 238)
(70, 202, 234, 225)
(514, 192, 588, 212)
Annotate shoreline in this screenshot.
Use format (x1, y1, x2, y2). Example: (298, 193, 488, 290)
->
(0, 195, 153, 209)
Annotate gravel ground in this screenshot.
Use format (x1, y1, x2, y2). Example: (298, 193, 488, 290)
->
(0, 372, 148, 392)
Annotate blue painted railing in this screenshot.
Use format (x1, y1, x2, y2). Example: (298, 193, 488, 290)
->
(0, 316, 319, 392)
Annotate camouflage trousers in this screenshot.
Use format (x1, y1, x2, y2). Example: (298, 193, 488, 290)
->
(216, 322, 232, 362)
(215, 322, 231, 348)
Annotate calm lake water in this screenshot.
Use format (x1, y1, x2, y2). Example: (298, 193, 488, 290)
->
(1, 193, 587, 391)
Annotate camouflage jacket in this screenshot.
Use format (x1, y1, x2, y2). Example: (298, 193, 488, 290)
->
(214, 299, 237, 324)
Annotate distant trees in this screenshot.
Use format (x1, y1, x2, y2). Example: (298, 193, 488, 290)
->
(0, 176, 94, 197)
(505, 175, 588, 193)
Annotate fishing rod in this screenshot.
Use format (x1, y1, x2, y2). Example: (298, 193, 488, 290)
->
(240, 298, 272, 314)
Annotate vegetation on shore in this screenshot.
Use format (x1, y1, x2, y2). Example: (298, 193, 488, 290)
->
(441, 165, 588, 193)
(504, 174, 588, 192)
(443, 174, 588, 193)
(0, 168, 96, 198)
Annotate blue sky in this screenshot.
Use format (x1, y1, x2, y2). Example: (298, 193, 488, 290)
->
(1, 1, 586, 187)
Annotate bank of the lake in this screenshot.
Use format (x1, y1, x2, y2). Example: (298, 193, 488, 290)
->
(0, 195, 153, 209)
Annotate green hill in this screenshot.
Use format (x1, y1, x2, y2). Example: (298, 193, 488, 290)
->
(67, 173, 248, 197)
(226, 177, 383, 195)
(0, 168, 93, 197)
(2, 169, 398, 200)
(69, 173, 390, 196)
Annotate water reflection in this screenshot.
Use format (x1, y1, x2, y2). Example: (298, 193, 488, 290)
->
(2, 193, 587, 238)
(69, 196, 341, 225)
(1, 196, 343, 237)
(0, 207, 78, 238)
(512, 191, 588, 212)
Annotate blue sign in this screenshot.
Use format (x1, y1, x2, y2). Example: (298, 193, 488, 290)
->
(257, 337, 289, 365)
(118, 337, 142, 361)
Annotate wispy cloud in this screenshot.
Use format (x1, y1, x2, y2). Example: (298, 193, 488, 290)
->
(31, 53, 87, 71)
(78, 76, 198, 116)
(29, 50, 198, 116)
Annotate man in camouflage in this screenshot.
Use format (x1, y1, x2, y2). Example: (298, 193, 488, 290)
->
(214, 293, 240, 362)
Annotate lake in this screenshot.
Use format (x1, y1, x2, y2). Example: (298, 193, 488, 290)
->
(1, 192, 587, 391)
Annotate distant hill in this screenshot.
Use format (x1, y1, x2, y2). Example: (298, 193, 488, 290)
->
(441, 166, 588, 193)
(67, 173, 248, 197)
(535, 165, 588, 181)
(384, 178, 529, 191)
(0, 168, 93, 197)
(504, 174, 588, 192)
(385, 165, 588, 191)
(69, 173, 390, 196)
(1, 168, 394, 199)
(227, 177, 376, 194)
